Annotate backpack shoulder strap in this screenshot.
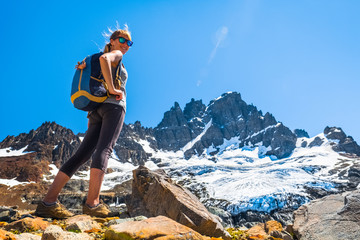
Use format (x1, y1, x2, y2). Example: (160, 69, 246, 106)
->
(115, 58, 123, 80)
(114, 58, 123, 90)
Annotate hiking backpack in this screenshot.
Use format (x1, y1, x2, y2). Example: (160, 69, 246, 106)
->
(71, 52, 122, 111)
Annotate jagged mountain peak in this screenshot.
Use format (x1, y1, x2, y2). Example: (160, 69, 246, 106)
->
(324, 126, 360, 156)
(183, 98, 206, 121)
(324, 126, 347, 141)
(0, 121, 78, 151)
(156, 102, 188, 130)
(171, 101, 181, 111)
(294, 129, 310, 138)
(0, 121, 82, 182)
(151, 92, 296, 159)
(208, 91, 241, 105)
(294, 127, 360, 157)
(2, 92, 360, 172)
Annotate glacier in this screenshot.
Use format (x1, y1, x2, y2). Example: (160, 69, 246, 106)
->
(99, 132, 355, 215)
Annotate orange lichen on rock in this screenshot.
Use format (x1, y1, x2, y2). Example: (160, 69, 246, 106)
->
(4, 217, 50, 233)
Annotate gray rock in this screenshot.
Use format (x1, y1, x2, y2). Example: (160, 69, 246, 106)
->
(108, 216, 148, 226)
(309, 136, 324, 147)
(15, 233, 41, 240)
(207, 206, 234, 228)
(348, 167, 360, 178)
(293, 190, 360, 240)
(42, 225, 93, 240)
(0, 206, 20, 222)
(65, 215, 101, 233)
(338, 191, 360, 221)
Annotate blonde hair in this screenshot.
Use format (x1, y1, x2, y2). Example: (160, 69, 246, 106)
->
(103, 24, 132, 53)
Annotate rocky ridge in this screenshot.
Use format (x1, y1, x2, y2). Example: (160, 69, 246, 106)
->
(0, 122, 81, 183)
(154, 92, 297, 159)
(113, 92, 360, 162)
(1, 92, 359, 174)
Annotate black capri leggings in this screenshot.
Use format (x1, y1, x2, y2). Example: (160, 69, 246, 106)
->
(60, 103, 125, 177)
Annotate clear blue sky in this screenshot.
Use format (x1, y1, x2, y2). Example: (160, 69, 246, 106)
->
(1, 0, 359, 143)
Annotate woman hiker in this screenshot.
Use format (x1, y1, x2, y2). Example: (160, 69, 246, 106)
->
(35, 27, 133, 219)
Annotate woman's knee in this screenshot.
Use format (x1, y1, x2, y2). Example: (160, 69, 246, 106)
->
(91, 147, 112, 171)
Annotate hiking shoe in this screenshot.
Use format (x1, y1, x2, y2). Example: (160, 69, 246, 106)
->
(83, 201, 113, 218)
(34, 201, 74, 219)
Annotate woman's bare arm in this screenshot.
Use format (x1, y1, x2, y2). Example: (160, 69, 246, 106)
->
(99, 50, 123, 97)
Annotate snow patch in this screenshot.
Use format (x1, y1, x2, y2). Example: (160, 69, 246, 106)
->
(0, 146, 32, 157)
(0, 178, 35, 187)
(244, 124, 280, 141)
(182, 119, 213, 152)
(190, 117, 203, 123)
(138, 139, 156, 154)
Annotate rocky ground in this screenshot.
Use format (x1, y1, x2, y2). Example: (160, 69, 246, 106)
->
(1, 166, 360, 240)
(0, 208, 293, 240)
(0, 166, 296, 240)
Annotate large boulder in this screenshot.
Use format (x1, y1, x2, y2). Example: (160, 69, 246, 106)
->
(293, 190, 360, 240)
(125, 166, 230, 239)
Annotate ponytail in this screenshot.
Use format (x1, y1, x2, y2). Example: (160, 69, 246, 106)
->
(103, 43, 112, 53)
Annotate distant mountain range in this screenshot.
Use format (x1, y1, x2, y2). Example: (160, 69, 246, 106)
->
(1, 91, 360, 226)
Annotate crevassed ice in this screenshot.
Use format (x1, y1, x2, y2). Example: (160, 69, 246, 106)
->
(101, 133, 353, 213)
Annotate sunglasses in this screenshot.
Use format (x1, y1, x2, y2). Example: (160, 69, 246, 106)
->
(115, 37, 133, 47)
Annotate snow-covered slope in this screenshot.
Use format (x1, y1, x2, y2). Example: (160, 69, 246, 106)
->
(82, 132, 358, 217)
